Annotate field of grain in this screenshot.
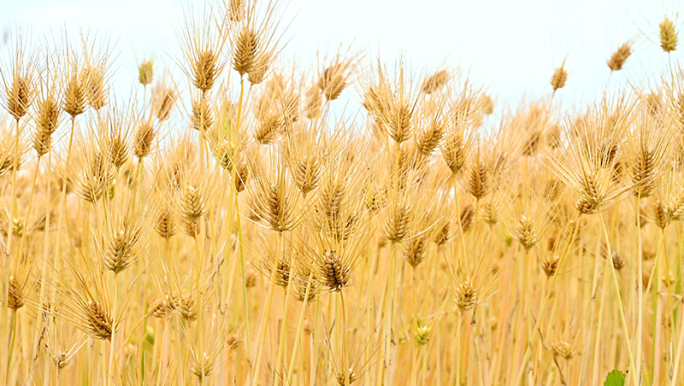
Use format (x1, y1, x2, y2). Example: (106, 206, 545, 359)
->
(1, 1, 683, 385)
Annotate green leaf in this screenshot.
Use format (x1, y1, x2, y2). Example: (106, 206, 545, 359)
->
(604, 370, 625, 386)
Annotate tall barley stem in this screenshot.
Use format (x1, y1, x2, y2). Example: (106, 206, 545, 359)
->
(234, 192, 252, 367)
(339, 290, 349, 386)
(286, 273, 313, 385)
(108, 272, 119, 386)
(253, 230, 283, 385)
(514, 214, 580, 386)
(635, 194, 643, 382)
(598, 209, 637, 385)
(273, 270, 294, 385)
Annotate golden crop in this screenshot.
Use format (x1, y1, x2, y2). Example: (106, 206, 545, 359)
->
(0, 1, 682, 386)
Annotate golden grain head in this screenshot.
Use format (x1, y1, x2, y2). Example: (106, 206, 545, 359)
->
(466, 161, 490, 199)
(153, 85, 177, 122)
(611, 251, 626, 271)
(190, 351, 217, 379)
(227, 0, 245, 21)
(245, 268, 258, 288)
(7, 276, 24, 311)
(551, 341, 573, 360)
(180, 184, 206, 222)
(293, 271, 320, 302)
(210, 138, 235, 170)
(84, 65, 107, 110)
(191, 97, 214, 132)
(193, 50, 220, 93)
(318, 63, 348, 101)
(456, 205, 474, 235)
(233, 27, 259, 77)
(227, 333, 243, 349)
(660, 17, 678, 53)
(84, 300, 113, 340)
(607, 42, 632, 71)
(630, 148, 656, 197)
(134, 121, 155, 159)
(32, 94, 60, 156)
(138, 60, 154, 86)
(53, 353, 69, 369)
(235, 161, 250, 193)
(550, 65, 568, 92)
(176, 292, 198, 322)
(254, 113, 283, 144)
(415, 324, 431, 345)
(382, 203, 411, 243)
(6, 75, 33, 120)
(291, 155, 322, 196)
(104, 216, 144, 273)
(336, 369, 359, 385)
(388, 101, 413, 143)
(403, 236, 428, 268)
(150, 298, 173, 319)
(441, 130, 467, 175)
(433, 219, 451, 245)
(483, 199, 499, 225)
(421, 70, 449, 94)
(247, 50, 273, 86)
(541, 254, 560, 277)
(652, 200, 669, 229)
(108, 133, 130, 170)
(273, 258, 291, 287)
(63, 70, 87, 118)
(416, 119, 444, 156)
(515, 215, 538, 251)
(455, 279, 478, 313)
(319, 250, 350, 292)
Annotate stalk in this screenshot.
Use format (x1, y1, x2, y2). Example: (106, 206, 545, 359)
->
(409, 339, 419, 386)
(671, 289, 684, 384)
(16, 156, 41, 264)
(513, 214, 580, 386)
(583, 232, 604, 385)
(364, 213, 374, 386)
(233, 74, 253, 376)
(5, 310, 17, 385)
(157, 320, 170, 386)
(598, 209, 637, 385)
(29, 152, 51, 382)
(6, 117, 20, 259)
(591, 248, 609, 385)
(108, 272, 119, 386)
(454, 314, 464, 386)
(234, 192, 252, 368)
(643, 226, 667, 385)
(340, 291, 349, 386)
(1, 118, 20, 385)
(194, 231, 205, 386)
(380, 242, 397, 385)
(38, 153, 53, 386)
(311, 298, 321, 385)
(453, 177, 467, 272)
(253, 230, 283, 385)
(272, 270, 294, 385)
(286, 273, 313, 385)
(635, 194, 643, 382)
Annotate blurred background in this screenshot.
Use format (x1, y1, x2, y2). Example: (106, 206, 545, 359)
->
(1, 0, 681, 116)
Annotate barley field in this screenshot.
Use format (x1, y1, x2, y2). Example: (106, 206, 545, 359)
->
(0, 1, 683, 385)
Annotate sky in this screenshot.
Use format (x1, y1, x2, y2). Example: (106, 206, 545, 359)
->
(1, 0, 682, 117)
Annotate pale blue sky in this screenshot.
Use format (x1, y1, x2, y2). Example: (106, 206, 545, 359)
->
(1, 0, 682, 115)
